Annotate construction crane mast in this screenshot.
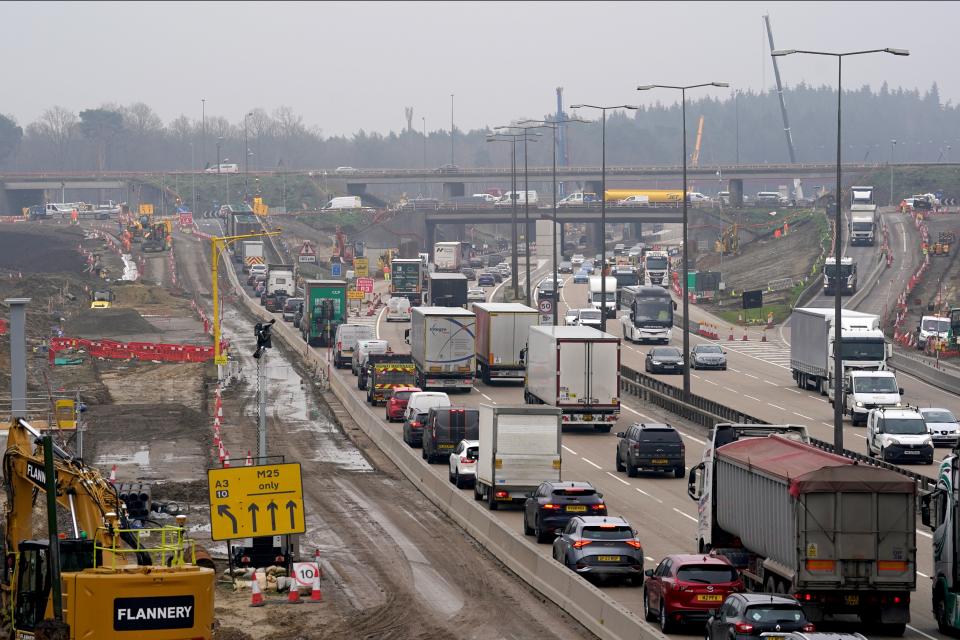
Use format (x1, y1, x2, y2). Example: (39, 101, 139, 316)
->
(691, 116, 705, 167)
(764, 14, 798, 163)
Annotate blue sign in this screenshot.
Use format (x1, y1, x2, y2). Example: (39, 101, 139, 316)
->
(331, 262, 342, 277)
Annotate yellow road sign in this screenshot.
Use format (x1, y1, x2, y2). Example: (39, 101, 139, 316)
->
(207, 462, 305, 540)
(139, 203, 154, 215)
(347, 289, 365, 300)
(354, 257, 369, 277)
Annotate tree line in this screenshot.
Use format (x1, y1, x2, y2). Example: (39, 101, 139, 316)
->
(0, 83, 955, 173)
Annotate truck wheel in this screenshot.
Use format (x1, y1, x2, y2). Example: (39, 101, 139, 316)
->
(487, 488, 499, 511)
(936, 592, 950, 633)
(473, 483, 483, 501)
(627, 460, 638, 478)
(615, 452, 625, 472)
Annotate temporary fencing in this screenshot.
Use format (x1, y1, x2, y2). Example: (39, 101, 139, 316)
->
(49, 337, 226, 363)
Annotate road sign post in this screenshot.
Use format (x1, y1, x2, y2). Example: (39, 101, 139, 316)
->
(208, 462, 306, 540)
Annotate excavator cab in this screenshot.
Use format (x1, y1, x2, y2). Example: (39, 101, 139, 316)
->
(90, 288, 114, 309)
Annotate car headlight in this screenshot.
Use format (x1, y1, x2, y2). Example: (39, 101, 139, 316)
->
(652, 361, 662, 365)
(855, 401, 864, 407)
(895, 402, 902, 407)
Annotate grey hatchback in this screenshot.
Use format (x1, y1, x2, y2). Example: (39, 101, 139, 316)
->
(552, 516, 644, 585)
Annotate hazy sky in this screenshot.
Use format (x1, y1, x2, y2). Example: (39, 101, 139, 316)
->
(3, 1, 955, 136)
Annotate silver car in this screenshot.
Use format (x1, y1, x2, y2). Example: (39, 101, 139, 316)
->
(552, 516, 644, 585)
(920, 407, 960, 447)
(691, 344, 727, 371)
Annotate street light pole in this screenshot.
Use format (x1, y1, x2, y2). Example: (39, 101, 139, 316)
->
(201, 98, 206, 169)
(772, 46, 909, 451)
(890, 139, 897, 206)
(422, 116, 427, 196)
(244, 113, 249, 197)
(450, 93, 455, 166)
(523, 132, 531, 306)
(191, 142, 196, 214)
(637, 83, 730, 401)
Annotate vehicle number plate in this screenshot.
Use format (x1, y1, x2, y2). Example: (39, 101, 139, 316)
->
(597, 555, 621, 562)
(582, 415, 594, 421)
(764, 636, 784, 640)
(651, 458, 669, 464)
(566, 505, 587, 512)
(845, 595, 859, 606)
(904, 450, 919, 455)
(696, 594, 724, 602)
(439, 444, 454, 449)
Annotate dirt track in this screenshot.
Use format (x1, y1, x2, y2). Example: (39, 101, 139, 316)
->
(172, 229, 595, 639)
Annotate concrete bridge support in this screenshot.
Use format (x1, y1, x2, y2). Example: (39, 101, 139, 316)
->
(442, 182, 466, 199)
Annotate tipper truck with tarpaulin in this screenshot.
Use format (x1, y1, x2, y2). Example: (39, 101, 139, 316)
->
(409, 307, 476, 391)
(523, 326, 620, 432)
(923, 452, 960, 633)
(472, 302, 538, 384)
(365, 354, 416, 406)
(301, 280, 347, 347)
(688, 433, 916, 633)
(390, 258, 423, 306)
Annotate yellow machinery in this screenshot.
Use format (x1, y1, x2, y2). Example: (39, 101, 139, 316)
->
(90, 288, 114, 309)
(2, 418, 214, 639)
(714, 223, 740, 255)
(690, 115, 705, 167)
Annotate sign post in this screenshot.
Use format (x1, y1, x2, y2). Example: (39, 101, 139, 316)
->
(208, 463, 306, 540)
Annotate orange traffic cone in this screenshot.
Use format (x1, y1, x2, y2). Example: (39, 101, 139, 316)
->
(250, 573, 265, 607)
(314, 548, 324, 578)
(308, 575, 322, 603)
(245, 450, 253, 466)
(108, 465, 117, 485)
(223, 452, 231, 468)
(287, 583, 303, 604)
(728, 327, 734, 341)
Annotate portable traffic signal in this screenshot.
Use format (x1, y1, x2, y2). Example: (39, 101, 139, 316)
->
(253, 319, 275, 358)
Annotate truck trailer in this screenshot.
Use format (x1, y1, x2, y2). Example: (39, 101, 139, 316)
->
(524, 326, 620, 432)
(300, 280, 347, 347)
(924, 452, 960, 633)
(474, 404, 562, 510)
(433, 241, 463, 272)
(409, 307, 475, 392)
(390, 258, 423, 306)
(427, 272, 468, 307)
(241, 240, 265, 272)
(689, 431, 916, 633)
(472, 302, 538, 384)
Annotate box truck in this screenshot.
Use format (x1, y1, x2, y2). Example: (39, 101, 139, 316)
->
(300, 280, 347, 347)
(409, 307, 475, 391)
(266, 263, 295, 297)
(472, 303, 538, 384)
(427, 272, 468, 307)
(524, 326, 620, 432)
(473, 404, 562, 510)
(390, 258, 423, 306)
(433, 241, 463, 272)
(688, 432, 916, 633)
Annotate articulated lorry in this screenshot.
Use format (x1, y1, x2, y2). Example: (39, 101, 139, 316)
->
(643, 250, 671, 287)
(474, 404, 562, 509)
(300, 280, 347, 347)
(524, 326, 620, 432)
(409, 307, 476, 391)
(924, 452, 960, 633)
(790, 307, 890, 395)
(824, 256, 857, 295)
(472, 302, 538, 384)
(433, 241, 463, 272)
(390, 258, 423, 306)
(849, 185, 878, 246)
(427, 272, 468, 307)
(689, 425, 916, 634)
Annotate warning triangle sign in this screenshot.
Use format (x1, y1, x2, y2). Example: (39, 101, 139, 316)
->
(299, 241, 316, 256)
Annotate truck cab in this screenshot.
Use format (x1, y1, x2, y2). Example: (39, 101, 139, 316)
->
(824, 257, 857, 296)
(838, 370, 903, 426)
(917, 315, 950, 349)
(923, 454, 960, 633)
(866, 406, 934, 464)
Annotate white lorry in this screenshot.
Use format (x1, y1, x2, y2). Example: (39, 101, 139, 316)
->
(433, 241, 463, 272)
(849, 185, 878, 246)
(408, 307, 475, 392)
(790, 307, 890, 396)
(266, 263, 295, 297)
(642, 250, 671, 287)
(472, 302, 538, 384)
(588, 276, 617, 318)
(524, 326, 620, 432)
(241, 240, 265, 273)
(917, 315, 951, 349)
(323, 196, 362, 210)
(473, 404, 562, 510)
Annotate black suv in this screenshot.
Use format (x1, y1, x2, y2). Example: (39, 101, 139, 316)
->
(706, 593, 814, 638)
(523, 481, 606, 543)
(616, 423, 684, 478)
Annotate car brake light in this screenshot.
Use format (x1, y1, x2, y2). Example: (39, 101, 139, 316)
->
(802, 624, 816, 632)
(572, 540, 592, 549)
(590, 504, 605, 511)
(734, 622, 754, 633)
(625, 540, 642, 549)
(542, 503, 560, 510)
(495, 490, 509, 499)
(337, 342, 342, 350)
(459, 457, 474, 464)
(411, 421, 421, 428)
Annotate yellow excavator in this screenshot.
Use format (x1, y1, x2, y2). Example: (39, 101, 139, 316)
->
(2, 418, 215, 639)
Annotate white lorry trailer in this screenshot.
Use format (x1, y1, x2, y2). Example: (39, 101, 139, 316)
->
(849, 185, 878, 246)
(474, 404, 562, 510)
(472, 302, 538, 384)
(524, 326, 620, 432)
(266, 263, 295, 297)
(588, 276, 617, 318)
(409, 307, 475, 392)
(433, 241, 463, 272)
(241, 240, 265, 273)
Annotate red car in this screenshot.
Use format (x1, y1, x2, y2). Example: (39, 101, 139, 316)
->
(385, 387, 421, 422)
(643, 553, 742, 633)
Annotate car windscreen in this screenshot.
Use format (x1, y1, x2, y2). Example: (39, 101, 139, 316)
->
(852, 376, 898, 393)
(743, 606, 803, 623)
(923, 410, 956, 423)
(645, 257, 669, 270)
(922, 318, 951, 333)
(883, 418, 928, 435)
(579, 310, 601, 320)
(676, 565, 738, 583)
(851, 221, 873, 231)
(651, 349, 681, 358)
(696, 345, 723, 354)
(582, 526, 633, 540)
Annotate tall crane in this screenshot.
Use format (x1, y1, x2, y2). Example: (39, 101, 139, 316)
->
(764, 14, 798, 163)
(691, 116, 705, 167)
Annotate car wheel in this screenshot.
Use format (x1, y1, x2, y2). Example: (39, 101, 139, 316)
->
(455, 472, 468, 489)
(674, 465, 684, 479)
(881, 447, 888, 462)
(535, 518, 551, 544)
(448, 465, 456, 483)
(615, 451, 625, 472)
(523, 514, 534, 536)
(422, 448, 428, 460)
(627, 459, 638, 478)
(643, 589, 656, 621)
(659, 602, 675, 633)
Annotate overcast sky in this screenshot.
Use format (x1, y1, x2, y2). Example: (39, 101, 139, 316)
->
(3, 1, 955, 136)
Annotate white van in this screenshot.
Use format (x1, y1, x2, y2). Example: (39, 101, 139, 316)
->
(333, 324, 376, 369)
(386, 296, 411, 322)
(404, 392, 451, 424)
(204, 163, 239, 174)
(495, 191, 539, 208)
(352, 339, 390, 377)
(323, 196, 363, 210)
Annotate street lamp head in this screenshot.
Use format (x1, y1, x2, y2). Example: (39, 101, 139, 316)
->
(635, 85, 655, 91)
(771, 49, 796, 56)
(570, 104, 585, 109)
(711, 82, 730, 88)
(885, 47, 910, 56)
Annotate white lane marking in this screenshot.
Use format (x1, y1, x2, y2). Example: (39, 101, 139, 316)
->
(821, 422, 833, 428)
(917, 529, 933, 539)
(645, 556, 656, 562)
(722, 386, 738, 393)
(763, 380, 778, 386)
(745, 373, 759, 380)
(729, 368, 741, 373)
(793, 412, 813, 420)
(636, 488, 664, 504)
(691, 373, 702, 380)
(703, 379, 718, 386)
(744, 394, 761, 402)
(582, 457, 602, 470)
(907, 624, 940, 640)
(375, 306, 387, 339)
(672, 508, 697, 523)
(852, 434, 866, 440)
(786, 388, 802, 395)
(918, 571, 930, 578)
(606, 471, 631, 486)
(623, 404, 654, 420)
(767, 403, 785, 410)
(480, 392, 495, 403)
(679, 432, 706, 445)
(562, 445, 578, 456)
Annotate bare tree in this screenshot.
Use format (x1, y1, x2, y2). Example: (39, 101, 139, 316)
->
(273, 106, 305, 139)
(122, 102, 163, 135)
(37, 106, 77, 169)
